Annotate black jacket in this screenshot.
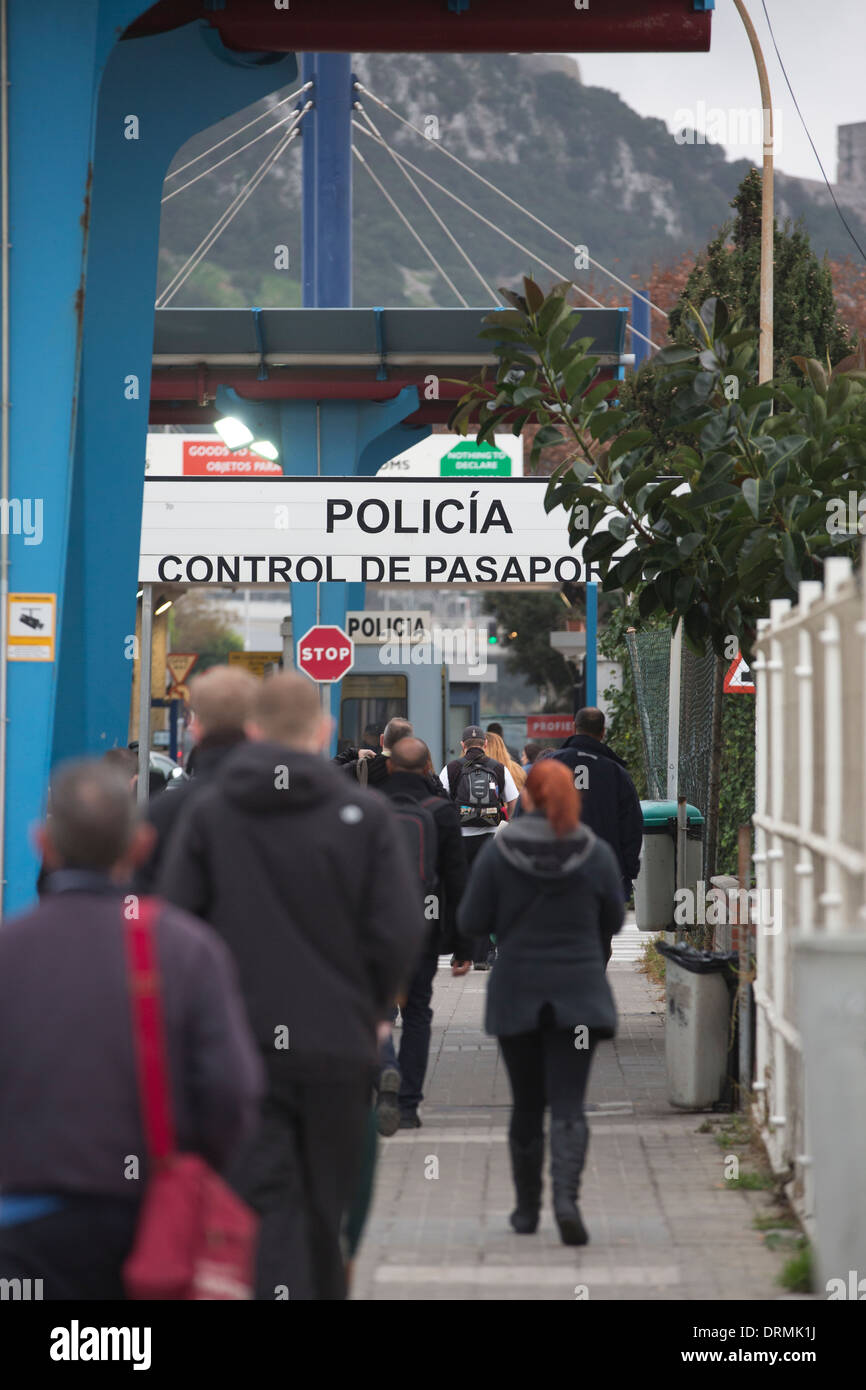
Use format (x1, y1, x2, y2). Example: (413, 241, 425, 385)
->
(158, 741, 425, 1079)
(457, 814, 624, 1038)
(0, 874, 262, 1198)
(135, 730, 246, 893)
(336, 748, 446, 801)
(377, 769, 472, 960)
(553, 734, 643, 888)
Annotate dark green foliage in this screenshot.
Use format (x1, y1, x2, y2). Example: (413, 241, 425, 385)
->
(669, 169, 857, 375)
(717, 695, 756, 876)
(451, 277, 866, 662)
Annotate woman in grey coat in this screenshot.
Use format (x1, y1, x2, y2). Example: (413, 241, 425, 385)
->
(457, 758, 624, 1245)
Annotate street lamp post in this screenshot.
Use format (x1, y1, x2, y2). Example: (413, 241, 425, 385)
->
(733, 0, 774, 385)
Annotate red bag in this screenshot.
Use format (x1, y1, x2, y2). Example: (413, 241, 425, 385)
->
(122, 898, 259, 1300)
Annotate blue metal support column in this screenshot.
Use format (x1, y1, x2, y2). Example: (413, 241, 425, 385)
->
(51, 25, 293, 783)
(631, 290, 652, 370)
(302, 52, 353, 309)
(298, 52, 356, 741)
(2, 0, 150, 916)
(584, 583, 597, 707)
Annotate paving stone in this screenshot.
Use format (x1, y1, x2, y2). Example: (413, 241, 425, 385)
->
(352, 956, 785, 1300)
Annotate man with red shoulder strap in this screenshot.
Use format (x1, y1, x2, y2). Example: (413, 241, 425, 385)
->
(0, 759, 261, 1299)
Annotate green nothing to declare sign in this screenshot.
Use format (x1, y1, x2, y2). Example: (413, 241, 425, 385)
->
(439, 441, 512, 477)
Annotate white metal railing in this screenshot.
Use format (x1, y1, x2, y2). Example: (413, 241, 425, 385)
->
(753, 556, 866, 1227)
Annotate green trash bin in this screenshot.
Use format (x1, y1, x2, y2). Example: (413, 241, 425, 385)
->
(634, 800, 705, 933)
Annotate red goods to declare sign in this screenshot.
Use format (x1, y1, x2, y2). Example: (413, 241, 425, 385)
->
(297, 625, 354, 683)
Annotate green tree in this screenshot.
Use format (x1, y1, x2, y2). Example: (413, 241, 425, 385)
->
(482, 591, 575, 710)
(669, 168, 857, 375)
(451, 278, 866, 661)
(169, 593, 244, 674)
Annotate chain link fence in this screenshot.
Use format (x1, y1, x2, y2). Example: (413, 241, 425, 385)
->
(625, 627, 717, 877)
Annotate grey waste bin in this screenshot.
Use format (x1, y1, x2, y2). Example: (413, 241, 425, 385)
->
(657, 943, 738, 1109)
(634, 800, 704, 932)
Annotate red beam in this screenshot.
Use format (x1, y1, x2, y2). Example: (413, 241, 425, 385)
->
(128, 1, 711, 54)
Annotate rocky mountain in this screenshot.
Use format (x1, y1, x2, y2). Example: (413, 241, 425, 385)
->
(157, 51, 866, 311)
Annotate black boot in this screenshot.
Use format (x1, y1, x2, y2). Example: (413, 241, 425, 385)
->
(508, 1135, 544, 1234)
(550, 1117, 590, 1246)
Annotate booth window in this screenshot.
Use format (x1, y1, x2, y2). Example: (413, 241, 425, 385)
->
(339, 674, 408, 753)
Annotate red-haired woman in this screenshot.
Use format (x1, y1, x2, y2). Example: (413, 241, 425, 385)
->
(457, 759, 624, 1245)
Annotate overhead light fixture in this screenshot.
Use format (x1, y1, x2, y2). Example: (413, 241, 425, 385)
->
(155, 599, 173, 617)
(214, 416, 254, 451)
(250, 439, 279, 462)
(136, 589, 144, 599)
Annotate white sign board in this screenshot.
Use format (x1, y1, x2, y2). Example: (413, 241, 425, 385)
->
(345, 611, 431, 643)
(138, 479, 594, 586)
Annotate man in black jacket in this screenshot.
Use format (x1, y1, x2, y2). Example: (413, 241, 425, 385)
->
(377, 737, 472, 1130)
(158, 671, 425, 1301)
(0, 759, 262, 1299)
(334, 715, 412, 788)
(135, 664, 258, 892)
(553, 707, 643, 903)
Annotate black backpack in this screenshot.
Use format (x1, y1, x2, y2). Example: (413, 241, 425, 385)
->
(388, 793, 441, 906)
(449, 757, 505, 829)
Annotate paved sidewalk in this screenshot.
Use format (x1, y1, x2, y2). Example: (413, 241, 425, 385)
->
(352, 946, 785, 1301)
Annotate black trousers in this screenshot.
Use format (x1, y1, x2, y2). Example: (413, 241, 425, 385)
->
(396, 933, 441, 1115)
(498, 1008, 598, 1144)
(0, 1196, 140, 1299)
(463, 833, 495, 963)
(229, 1071, 372, 1301)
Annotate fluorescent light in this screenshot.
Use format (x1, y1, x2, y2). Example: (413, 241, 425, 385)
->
(155, 600, 173, 616)
(250, 440, 279, 462)
(214, 416, 254, 450)
(136, 589, 144, 599)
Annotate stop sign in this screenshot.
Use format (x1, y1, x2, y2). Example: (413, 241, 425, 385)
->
(297, 624, 354, 683)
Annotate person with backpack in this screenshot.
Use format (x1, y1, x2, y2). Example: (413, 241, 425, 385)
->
(440, 726, 518, 969)
(456, 758, 624, 1247)
(0, 759, 262, 1299)
(377, 737, 473, 1130)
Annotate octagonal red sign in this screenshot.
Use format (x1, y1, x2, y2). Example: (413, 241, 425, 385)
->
(297, 625, 354, 683)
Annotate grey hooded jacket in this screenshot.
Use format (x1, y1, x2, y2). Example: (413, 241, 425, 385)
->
(457, 812, 624, 1038)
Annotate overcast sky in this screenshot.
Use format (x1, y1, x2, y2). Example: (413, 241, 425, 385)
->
(573, 0, 865, 183)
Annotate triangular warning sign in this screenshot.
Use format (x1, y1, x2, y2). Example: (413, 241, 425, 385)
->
(724, 652, 755, 694)
(166, 652, 198, 686)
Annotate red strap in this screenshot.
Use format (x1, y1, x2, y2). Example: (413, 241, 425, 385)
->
(125, 897, 176, 1163)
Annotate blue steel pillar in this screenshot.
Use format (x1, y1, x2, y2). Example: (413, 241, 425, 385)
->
(3, 13, 293, 914)
(297, 52, 355, 739)
(631, 289, 652, 370)
(584, 583, 597, 707)
(3, 0, 147, 915)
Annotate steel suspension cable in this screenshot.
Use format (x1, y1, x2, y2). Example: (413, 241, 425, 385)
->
(158, 108, 310, 308)
(353, 120, 660, 350)
(354, 102, 500, 305)
(355, 81, 668, 322)
(352, 144, 469, 306)
(162, 100, 311, 204)
(164, 82, 311, 182)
